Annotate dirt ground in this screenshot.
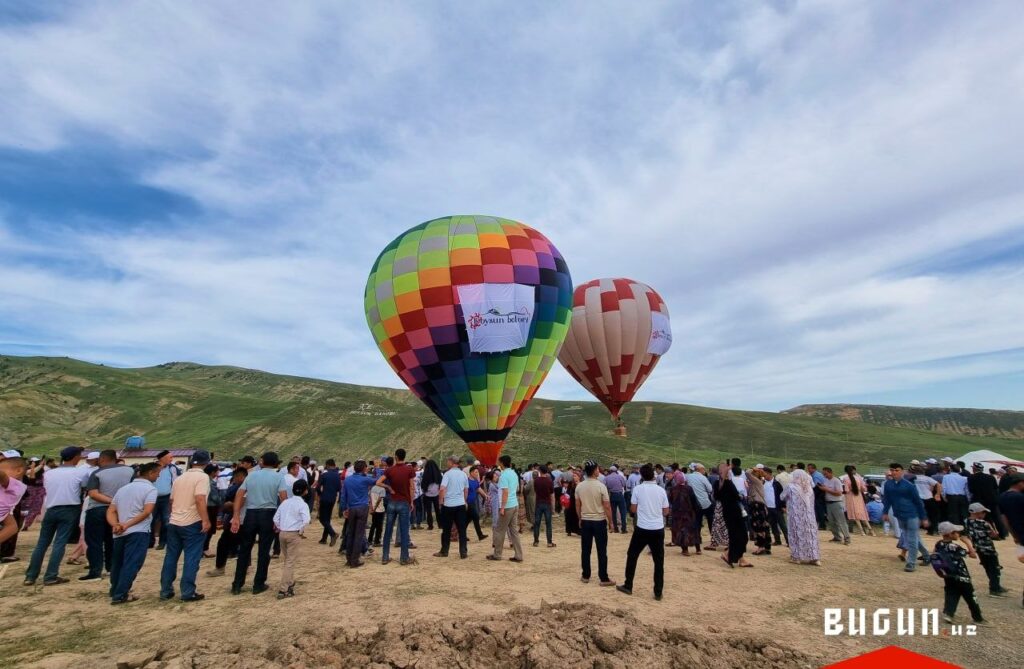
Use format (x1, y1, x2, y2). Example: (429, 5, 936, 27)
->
(1, 516, 1022, 669)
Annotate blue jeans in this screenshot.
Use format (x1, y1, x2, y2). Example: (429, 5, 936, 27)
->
(110, 532, 149, 601)
(533, 503, 553, 544)
(898, 516, 929, 569)
(151, 495, 170, 547)
(160, 522, 204, 599)
(84, 506, 113, 577)
(382, 499, 411, 562)
(25, 504, 80, 582)
(609, 492, 628, 532)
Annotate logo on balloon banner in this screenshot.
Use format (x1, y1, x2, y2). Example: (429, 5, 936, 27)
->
(457, 283, 535, 353)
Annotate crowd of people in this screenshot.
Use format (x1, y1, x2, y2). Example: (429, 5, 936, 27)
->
(1, 446, 1022, 625)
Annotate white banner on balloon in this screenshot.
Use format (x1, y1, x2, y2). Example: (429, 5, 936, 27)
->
(456, 283, 535, 353)
(647, 311, 672, 355)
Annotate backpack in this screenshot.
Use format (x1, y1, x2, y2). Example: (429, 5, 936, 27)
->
(929, 547, 954, 578)
(207, 483, 224, 507)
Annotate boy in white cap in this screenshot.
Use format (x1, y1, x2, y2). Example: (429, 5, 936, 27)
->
(965, 502, 1008, 596)
(932, 521, 985, 624)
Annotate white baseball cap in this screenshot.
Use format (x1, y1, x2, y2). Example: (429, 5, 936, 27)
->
(1, 449, 21, 458)
(937, 521, 963, 535)
(754, 463, 765, 470)
(941, 456, 955, 463)
(87, 451, 101, 459)
(925, 458, 937, 464)
(968, 502, 989, 514)
(909, 459, 921, 465)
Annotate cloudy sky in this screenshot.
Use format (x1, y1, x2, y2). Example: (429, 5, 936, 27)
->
(2, 1, 1023, 412)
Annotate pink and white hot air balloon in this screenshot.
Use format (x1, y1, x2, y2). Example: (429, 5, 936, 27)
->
(557, 278, 672, 426)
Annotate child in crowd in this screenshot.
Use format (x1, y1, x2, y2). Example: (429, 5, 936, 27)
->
(932, 521, 985, 625)
(273, 479, 311, 599)
(964, 503, 1009, 597)
(0, 455, 28, 544)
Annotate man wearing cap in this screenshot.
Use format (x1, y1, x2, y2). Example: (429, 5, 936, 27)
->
(24, 446, 91, 586)
(941, 462, 970, 526)
(964, 502, 1008, 597)
(81, 449, 134, 582)
(576, 460, 615, 586)
(159, 449, 211, 602)
(967, 462, 1006, 539)
(151, 450, 180, 550)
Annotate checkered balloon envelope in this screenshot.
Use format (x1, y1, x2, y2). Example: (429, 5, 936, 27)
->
(364, 215, 573, 465)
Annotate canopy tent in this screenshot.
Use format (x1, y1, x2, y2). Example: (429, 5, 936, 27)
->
(956, 449, 1024, 471)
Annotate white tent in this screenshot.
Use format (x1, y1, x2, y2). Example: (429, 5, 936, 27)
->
(957, 449, 1024, 471)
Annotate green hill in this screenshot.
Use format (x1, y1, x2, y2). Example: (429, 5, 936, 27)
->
(2, 355, 1022, 471)
(784, 404, 1024, 439)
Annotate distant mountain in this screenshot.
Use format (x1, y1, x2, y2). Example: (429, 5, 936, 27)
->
(2, 356, 1022, 469)
(783, 404, 1024, 439)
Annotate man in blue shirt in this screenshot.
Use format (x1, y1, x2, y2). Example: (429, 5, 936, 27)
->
(151, 451, 180, 550)
(882, 463, 930, 572)
(230, 452, 287, 595)
(808, 463, 827, 530)
(435, 456, 470, 559)
(315, 459, 341, 546)
(340, 460, 375, 568)
(941, 463, 970, 526)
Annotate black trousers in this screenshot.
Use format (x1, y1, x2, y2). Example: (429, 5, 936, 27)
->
(369, 511, 384, 545)
(924, 498, 941, 534)
(985, 507, 1009, 539)
(580, 519, 609, 582)
(813, 490, 826, 529)
(344, 506, 369, 566)
(700, 505, 715, 538)
(0, 506, 21, 557)
(623, 527, 664, 597)
(439, 505, 469, 556)
(945, 495, 968, 526)
(214, 524, 239, 569)
(467, 503, 486, 539)
(766, 507, 783, 544)
(978, 553, 1002, 593)
(203, 506, 219, 551)
(943, 579, 983, 621)
(423, 496, 440, 529)
(319, 501, 337, 541)
(84, 506, 113, 577)
(232, 508, 276, 589)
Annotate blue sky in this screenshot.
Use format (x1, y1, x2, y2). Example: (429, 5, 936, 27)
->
(2, 1, 1023, 412)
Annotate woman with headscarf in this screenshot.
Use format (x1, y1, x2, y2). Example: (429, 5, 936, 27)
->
(705, 473, 729, 552)
(841, 465, 874, 537)
(718, 463, 751, 567)
(781, 469, 821, 565)
(668, 470, 701, 556)
(746, 468, 773, 556)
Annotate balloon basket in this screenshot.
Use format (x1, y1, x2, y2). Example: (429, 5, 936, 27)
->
(614, 425, 627, 438)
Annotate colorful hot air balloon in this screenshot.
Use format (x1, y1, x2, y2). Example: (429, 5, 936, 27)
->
(557, 278, 672, 423)
(364, 215, 572, 465)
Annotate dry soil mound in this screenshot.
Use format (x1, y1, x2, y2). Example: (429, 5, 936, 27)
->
(165, 601, 819, 669)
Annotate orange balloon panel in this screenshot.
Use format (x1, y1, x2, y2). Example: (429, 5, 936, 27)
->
(557, 278, 671, 419)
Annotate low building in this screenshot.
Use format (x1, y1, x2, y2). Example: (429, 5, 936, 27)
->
(116, 448, 197, 467)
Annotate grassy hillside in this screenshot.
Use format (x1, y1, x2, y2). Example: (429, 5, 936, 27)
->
(2, 356, 1023, 471)
(784, 404, 1024, 439)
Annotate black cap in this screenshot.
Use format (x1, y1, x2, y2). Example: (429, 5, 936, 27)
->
(156, 450, 170, 460)
(59, 445, 83, 461)
(192, 449, 212, 465)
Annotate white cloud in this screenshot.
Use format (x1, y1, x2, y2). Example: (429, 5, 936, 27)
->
(1, 1, 1023, 411)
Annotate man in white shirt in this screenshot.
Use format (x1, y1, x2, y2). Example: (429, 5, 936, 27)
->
(273, 478, 311, 599)
(616, 464, 669, 601)
(435, 456, 470, 559)
(24, 446, 91, 586)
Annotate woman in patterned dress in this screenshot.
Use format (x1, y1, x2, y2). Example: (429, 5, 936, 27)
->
(668, 471, 701, 556)
(841, 465, 875, 536)
(781, 469, 820, 565)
